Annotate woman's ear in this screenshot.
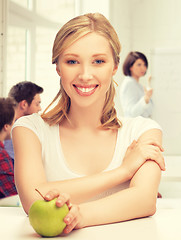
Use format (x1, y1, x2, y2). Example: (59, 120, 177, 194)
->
(112, 65, 118, 76)
(56, 64, 61, 77)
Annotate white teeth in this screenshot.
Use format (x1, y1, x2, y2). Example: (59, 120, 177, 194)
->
(76, 87, 95, 93)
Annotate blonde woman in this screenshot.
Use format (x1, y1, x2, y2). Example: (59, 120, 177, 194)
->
(12, 13, 165, 234)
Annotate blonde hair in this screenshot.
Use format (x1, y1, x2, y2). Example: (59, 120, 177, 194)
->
(42, 13, 122, 129)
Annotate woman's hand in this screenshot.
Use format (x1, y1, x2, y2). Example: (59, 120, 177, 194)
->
(44, 189, 84, 234)
(144, 87, 153, 103)
(121, 139, 165, 179)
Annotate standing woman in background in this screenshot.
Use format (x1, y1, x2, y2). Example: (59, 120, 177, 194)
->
(120, 51, 153, 118)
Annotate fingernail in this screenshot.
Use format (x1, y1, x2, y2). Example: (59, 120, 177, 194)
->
(64, 227, 70, 234)
(65, 217, 70, 223)
(57, 199, 62, 204)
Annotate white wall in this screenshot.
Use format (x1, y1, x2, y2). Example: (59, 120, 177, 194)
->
(110, 0, 181, 150)
(110, 0, 181, 197)
(110, 0, 181, 83)
(78, 0, 110, 18)
(0, 0, 7, 96)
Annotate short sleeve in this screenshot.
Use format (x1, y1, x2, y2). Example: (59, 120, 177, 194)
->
(12, 113, 44, 143)
(131, 116, 162, 141)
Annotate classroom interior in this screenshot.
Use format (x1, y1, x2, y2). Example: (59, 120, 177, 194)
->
(0, 0, 181, 201)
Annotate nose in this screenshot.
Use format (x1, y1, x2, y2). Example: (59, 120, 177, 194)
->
(142, 64, 147, 70)
(78, 65, 93, 81)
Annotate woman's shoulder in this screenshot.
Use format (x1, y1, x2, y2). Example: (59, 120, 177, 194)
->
(12, 113, 58, 141)
(121, 76, 137, 91)
(14, 113, 44, 127)
(122, 76, 135, 83)
(13, 113, 53, 135)
(119, 116, 162, 140)
(121, 116, 161, 129)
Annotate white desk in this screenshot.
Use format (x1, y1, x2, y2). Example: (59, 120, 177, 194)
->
(1, 199, 181, 240)
(159, 156, 181, 198)
(162, 156, 181, 181)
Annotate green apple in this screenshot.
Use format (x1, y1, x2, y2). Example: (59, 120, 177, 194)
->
(29, 198, 69, 237)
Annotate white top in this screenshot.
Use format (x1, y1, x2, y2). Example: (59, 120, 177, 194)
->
(13, 113, 161, 200)
(120, 76, 153, 118)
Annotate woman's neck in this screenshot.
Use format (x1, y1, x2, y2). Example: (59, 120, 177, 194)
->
(131, 75, 139, 82)
(65, 102, 104, 130)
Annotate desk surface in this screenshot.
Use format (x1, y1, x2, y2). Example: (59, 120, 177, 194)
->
(1, 199, 181, 240)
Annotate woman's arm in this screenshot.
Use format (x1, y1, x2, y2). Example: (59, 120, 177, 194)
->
(78, 160, 160, 228)
(13, 126, 163, 216)
(12, 126, 131, 214)
(65, 129, 163, 232)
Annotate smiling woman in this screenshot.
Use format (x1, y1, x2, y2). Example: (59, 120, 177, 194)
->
(56, 32, 117, 104)
(12, 13, 165, 235)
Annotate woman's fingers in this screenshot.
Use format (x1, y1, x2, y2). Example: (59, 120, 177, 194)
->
(44, 190, 72, 207)
(134, 142, 165, 171)
(56, 193, 71, 207)
(44, 189, 60, 201)
(145, 146, 166, 171)
(37, 190, 82, 234)
(129, 140, 137, 149)
(63, 205, 81, 234)
(151, 142, 164, 152)
(138, 138, 164, 152)
(154, 151, 165, 171)
(64, 217, 78, 234)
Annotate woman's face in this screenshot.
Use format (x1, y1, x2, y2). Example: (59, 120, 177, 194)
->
(56, 32, 118, 108)
(130, 58, 147, 80)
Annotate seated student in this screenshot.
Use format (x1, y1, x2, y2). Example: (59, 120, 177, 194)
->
(4, 81, 43, 162)
(0, 98, 17, 199)
(12, 13, 165, 234)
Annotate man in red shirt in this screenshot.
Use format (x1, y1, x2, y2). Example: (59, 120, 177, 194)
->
(0, 98, 17, 198)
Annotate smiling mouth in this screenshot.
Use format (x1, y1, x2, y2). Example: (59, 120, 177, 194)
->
(73, 84, 98, 96)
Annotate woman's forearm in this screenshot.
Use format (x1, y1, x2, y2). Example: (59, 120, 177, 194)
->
(79, 186, 156, 228)
(78, 161, 160, 228)
(20, 166, 130, 214)
(36, 166, 130, 204)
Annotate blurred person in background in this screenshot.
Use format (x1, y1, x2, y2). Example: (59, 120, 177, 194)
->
(4, 81, 43, 162)
(120, 51, 153, 118)
(0, 98, 17, 198)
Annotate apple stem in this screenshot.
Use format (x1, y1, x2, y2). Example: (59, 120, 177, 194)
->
(35, 188, 45, 200)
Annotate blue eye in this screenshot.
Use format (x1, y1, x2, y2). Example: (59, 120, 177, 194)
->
(67, 60, 77, 64)
(94, 59, 104, 64)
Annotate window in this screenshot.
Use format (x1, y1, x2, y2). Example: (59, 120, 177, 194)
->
(6, 26, 27, 90)
(5, 0, 75, 110)
(2, 0, 110, 109)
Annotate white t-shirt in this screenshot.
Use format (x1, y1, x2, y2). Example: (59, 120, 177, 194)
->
(12, 113, 162, 200)
(120, 76, 153, 118)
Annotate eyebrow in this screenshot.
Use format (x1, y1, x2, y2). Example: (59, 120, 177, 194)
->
(63, 53, 79, 57)
(63, 53, 108, 57)
(92, 54, 108, 57)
